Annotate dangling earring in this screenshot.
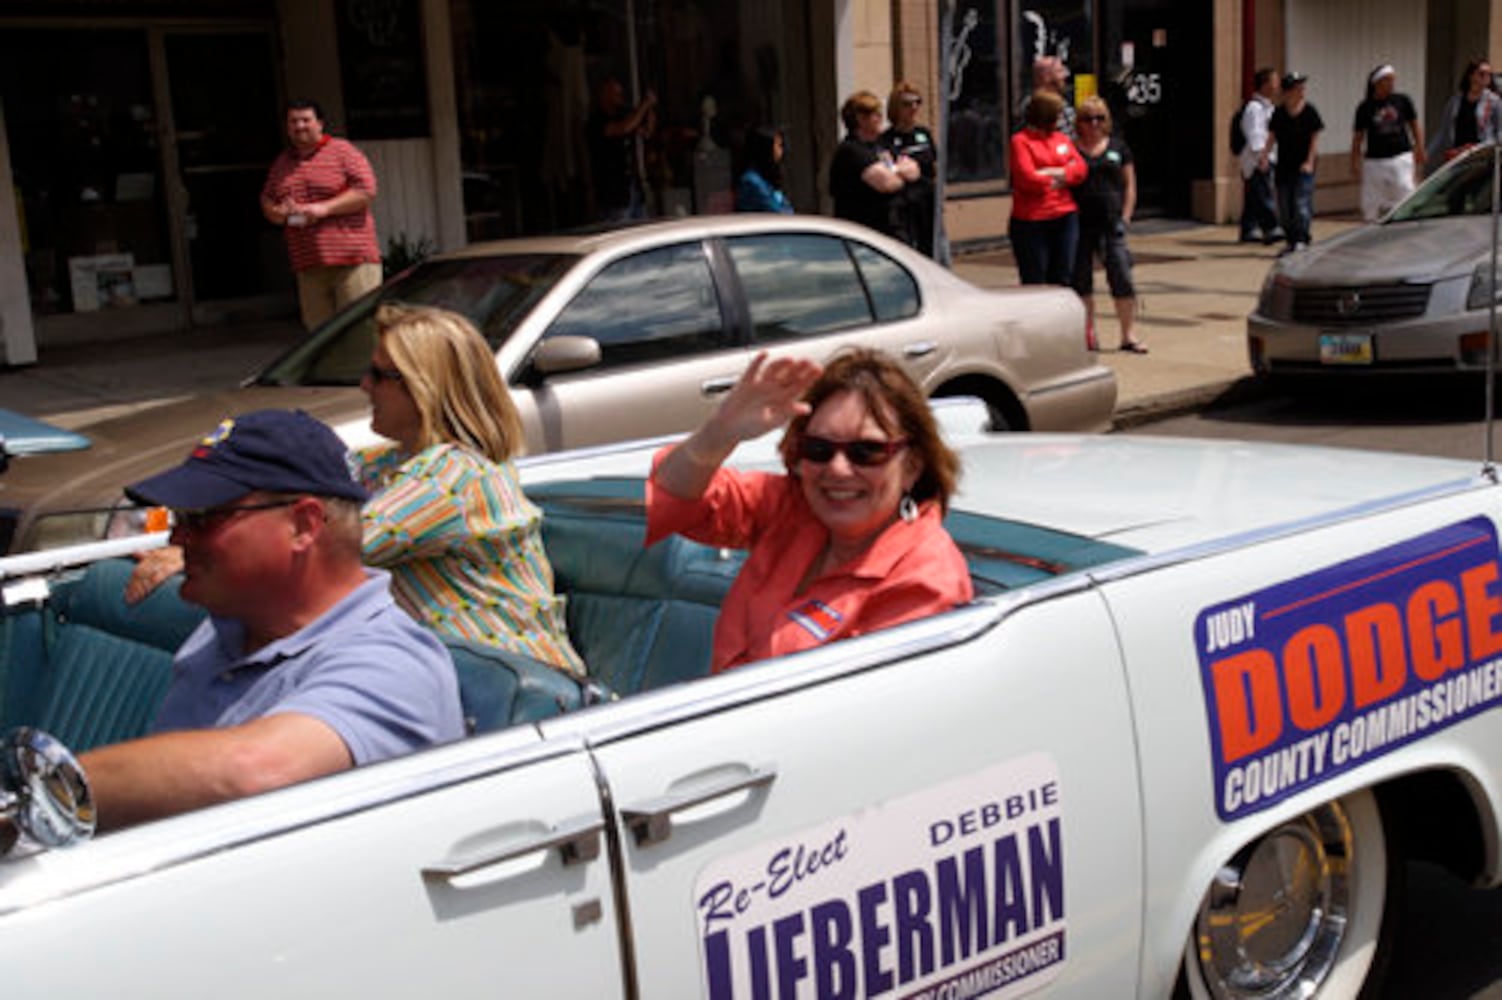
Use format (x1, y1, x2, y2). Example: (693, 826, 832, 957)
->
(899, 493, 918, 523)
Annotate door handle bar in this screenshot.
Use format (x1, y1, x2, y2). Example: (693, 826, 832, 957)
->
(903, 340, 938, 358)
(422, 813, 603, 879)
(701, 376, 739, 395)
(620, 763, 777, 847)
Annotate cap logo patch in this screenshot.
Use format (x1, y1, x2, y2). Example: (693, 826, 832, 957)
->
(192, 418, 235, 459)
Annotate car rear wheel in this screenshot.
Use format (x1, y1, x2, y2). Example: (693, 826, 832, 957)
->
(1180, 790, 1396, 1000)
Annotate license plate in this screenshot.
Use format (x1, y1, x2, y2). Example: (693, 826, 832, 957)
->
(1318, 333, 1374, 365)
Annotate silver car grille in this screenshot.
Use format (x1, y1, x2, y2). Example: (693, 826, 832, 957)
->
(1291, 284, 1430, 325)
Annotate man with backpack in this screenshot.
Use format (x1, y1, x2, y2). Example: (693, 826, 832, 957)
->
(1236, 68, 1284, 245)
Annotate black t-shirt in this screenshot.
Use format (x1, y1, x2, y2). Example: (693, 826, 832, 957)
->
(880, 126, 936, 250)
(1457, 97, 1481, 146)
(1270, 102, 1325, 181)
(1353, 93, 1417, 159)
(830, 136, 897, 236)
(1073, 135, 1133, 228)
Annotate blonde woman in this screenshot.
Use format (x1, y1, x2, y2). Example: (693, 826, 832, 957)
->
(128, 303, 583, 676)
(1070, 96, 1145, 353)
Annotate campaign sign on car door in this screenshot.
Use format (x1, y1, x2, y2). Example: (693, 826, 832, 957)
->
(694, 753, 1066, 1000)
(1198, 516, 1502, 820)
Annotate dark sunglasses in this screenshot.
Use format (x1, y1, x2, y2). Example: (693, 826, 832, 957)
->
(799, 435, 908, 467)
(1079, 114, 1107, 123)
(366, 362, 404, 384)
(171, 499, 299, 532)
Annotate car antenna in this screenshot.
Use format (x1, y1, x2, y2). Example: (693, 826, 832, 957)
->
(1488, 142, 1500, 481)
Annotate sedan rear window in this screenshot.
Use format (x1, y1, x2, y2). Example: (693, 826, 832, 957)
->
(1388, 149, 1495, 222)
(258, 254, 578, 386)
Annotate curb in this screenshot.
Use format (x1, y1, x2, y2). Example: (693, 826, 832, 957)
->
(1110, 376, 1270, 432)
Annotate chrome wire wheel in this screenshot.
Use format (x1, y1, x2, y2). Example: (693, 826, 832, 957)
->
(1184, 791, 1389, 1000)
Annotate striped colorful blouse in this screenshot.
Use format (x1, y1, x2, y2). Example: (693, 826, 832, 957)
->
(355, 443, 584, 675)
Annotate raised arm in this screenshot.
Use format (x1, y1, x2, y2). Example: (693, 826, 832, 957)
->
(653, 352, 822, 501)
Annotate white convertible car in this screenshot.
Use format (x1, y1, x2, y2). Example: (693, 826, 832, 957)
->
(1, 406, 1499, 999)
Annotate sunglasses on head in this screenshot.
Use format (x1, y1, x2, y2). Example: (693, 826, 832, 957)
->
(799, 435, 908, 467)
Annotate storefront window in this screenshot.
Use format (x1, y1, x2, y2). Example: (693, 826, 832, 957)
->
(1, 30, 175, 316)
(449, 0, 789, 237)
(943, 2, 1009, 185)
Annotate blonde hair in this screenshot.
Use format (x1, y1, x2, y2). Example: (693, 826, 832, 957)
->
(887, 81, 922, 120)
(375, 302, 526, 462)
(1077, 95, 1112, 134)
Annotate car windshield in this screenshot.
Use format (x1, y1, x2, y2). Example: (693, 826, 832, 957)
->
(1388, 149, 1497, 222)
(256, 253, 579, 386)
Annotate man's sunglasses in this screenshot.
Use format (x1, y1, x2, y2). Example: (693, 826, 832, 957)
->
(171, 499, 299, 532)
(799, 435, 908, 467)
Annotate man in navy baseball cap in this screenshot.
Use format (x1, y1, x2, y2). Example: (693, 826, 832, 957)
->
(126, 408, 367, 510)
(83, 409, 462, 831)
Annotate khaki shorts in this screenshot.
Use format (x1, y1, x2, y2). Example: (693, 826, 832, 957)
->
(295, 262, 383, 330)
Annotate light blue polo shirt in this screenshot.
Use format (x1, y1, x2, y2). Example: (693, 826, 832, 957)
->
(155, 570, 464, 764)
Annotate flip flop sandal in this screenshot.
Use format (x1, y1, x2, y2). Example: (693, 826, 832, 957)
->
(1120, 341, 1149, 354)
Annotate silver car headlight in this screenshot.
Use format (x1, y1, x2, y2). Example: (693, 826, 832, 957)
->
(1467, 260, 1502, 310)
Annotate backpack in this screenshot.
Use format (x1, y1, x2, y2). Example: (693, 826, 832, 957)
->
(1229, 100, 1250, 154)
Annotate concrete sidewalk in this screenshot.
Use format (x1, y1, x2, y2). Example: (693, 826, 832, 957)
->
(0, 219, 1358, 431)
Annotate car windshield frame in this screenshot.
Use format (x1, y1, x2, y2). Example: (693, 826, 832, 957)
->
(255, 253, 581, 387)
(1387, 148, 1498, 223)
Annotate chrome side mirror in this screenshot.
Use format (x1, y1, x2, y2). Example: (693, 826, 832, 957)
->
(0, 728, 95, 852)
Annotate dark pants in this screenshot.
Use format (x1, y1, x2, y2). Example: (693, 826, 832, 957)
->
(1073, 219, 1136, 299)
(1275, 172, 1315, 248)
(1010, 213, 1079, 286)
(1240, 168, 1281, 241)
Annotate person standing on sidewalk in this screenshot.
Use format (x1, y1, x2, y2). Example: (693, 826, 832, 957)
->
(1070, 96, 1145, 354)
(1009, 89, 1086, 288)
(1426, 58, 1502, 168)
(830, 91, 918, 240)
(881, 82, 938, 256)
(1350, 64, 1425, 221)
(260, 100, 382, 331)
(1267, 72, 1323, 253)
(1239, 68, 1283, 245)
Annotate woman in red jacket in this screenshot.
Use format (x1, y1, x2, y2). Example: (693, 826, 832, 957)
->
(1008, 89, 1086, 286)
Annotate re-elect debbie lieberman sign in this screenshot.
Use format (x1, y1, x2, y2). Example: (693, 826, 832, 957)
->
(1197, 517, 1502, 820)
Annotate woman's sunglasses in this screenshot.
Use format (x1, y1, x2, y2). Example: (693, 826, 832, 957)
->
(367, 362, 404, 384)
(1079, 114, 1107, 123)
(799, 435, 908, 467)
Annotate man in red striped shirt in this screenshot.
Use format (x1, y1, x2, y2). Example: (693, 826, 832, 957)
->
(260, 100, 382, 330)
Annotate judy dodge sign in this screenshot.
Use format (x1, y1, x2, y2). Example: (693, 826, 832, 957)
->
(694, 754, 1066, 999)
(1198, 517, 1502, 820)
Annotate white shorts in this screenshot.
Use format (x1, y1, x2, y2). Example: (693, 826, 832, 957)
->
(1360, 153, 1415, 221)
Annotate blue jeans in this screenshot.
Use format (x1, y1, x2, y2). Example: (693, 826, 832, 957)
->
(1276, 172, 1315, 247)
(1240, 168, 1280, 241)
(1010, 214, 1079, 286)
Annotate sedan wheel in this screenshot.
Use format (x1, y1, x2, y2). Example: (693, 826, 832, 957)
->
(1182, 790, 1392, 999)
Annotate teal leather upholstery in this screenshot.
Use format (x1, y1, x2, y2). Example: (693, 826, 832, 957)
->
(445, 636, 595, 734)
(534, 482, 743, 696)
(16, 558, 204, 753)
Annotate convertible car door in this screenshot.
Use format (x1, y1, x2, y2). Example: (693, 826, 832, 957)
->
(0, 734, 625, 998)
(552, 593, 1144, 998)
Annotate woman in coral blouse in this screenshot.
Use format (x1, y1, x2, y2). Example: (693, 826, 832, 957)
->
(1008, 88, 1087, 287)
(648, 349, 973, 673)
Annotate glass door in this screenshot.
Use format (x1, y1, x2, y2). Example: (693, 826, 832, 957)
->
(159, 28, 290, 322)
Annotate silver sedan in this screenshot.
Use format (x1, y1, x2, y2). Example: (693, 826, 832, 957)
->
(1249, 144, 1502, 375)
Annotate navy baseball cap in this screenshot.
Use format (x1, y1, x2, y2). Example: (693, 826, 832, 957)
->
(126, 409, 368, 509)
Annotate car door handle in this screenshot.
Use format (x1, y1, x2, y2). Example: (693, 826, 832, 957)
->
(620, 763, 777, 847)
(903, 340, 938, 359)
(421, 813, 604, 879)
(701, 376, 739, 396)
